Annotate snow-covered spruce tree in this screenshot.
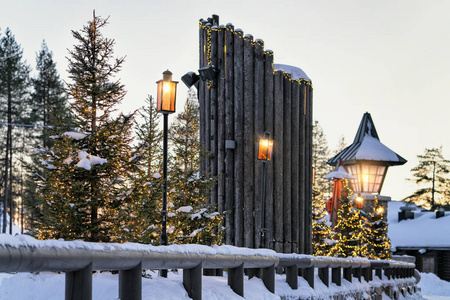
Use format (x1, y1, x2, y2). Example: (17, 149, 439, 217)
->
(312, 189, 337, 256)
(334, 180, 367, 257)
(29, 13, 135, 242)
(167, 93, 224, 245)
(312, 121, 333, 198)
(404, 147, 450, 210)
(365, 197, 391, 259)
(0, 28, 31, 233)
(111, 95, 163, 244)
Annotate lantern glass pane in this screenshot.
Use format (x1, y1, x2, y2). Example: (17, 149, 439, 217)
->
(258, 139, 269, 160)
(156, 81, 177, 113)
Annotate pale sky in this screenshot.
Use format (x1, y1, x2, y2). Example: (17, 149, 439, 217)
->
(2, 0, 450, 201)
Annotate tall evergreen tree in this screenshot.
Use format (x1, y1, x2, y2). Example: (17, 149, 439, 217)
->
(404, 147, 450, 210)
(334, 180, 366, 257)
(0, 28, 31, 233)
(112, 95, 163, 244)
(30, 40, 71, 148)
(167, 95, 224, 245)
(365, 197, 391, 259)
(312, 121, 333, 199)
(29, 13, 135, 242)
(312, 188, 336, 256)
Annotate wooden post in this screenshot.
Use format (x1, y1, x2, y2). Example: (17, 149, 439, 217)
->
(217, 25, 226, 214)
(233, 29, 244, 246)
(262, 264, 275, 293)
(224, 24, 235, 245)
(209, 26, 219, 207)
(264, 50, 274, 249)
(291, 82, 300, 253)
(243, 34, 254, 248)
(254, 39, 265, 247)
(204, 24, 211, 176)
(283, 74, 292, 253)
(273, 71, 284, 253)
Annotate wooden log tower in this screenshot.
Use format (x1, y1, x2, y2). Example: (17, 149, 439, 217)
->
(198, 15, 313, 254)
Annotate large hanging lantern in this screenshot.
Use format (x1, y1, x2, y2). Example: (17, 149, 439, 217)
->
(156, 70, 178, 114)
(327, 113, 406, 195)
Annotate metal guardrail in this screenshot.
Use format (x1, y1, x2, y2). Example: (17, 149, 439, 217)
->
(0, 235, 418, 300)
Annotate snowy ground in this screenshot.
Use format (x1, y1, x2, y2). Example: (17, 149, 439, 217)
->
(0, 270, 445, 299)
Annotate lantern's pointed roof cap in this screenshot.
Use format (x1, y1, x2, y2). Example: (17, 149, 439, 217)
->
(327, 112, 407, 166)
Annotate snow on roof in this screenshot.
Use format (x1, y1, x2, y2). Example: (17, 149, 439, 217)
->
(388, 201, 450, 250)
(273, 64, 311, 81)
(355, 134, 400, 162)
(325, 166, 356, 180)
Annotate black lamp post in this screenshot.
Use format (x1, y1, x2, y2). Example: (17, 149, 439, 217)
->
(257, 132, 273, 248)
(156, 70, 177, 276)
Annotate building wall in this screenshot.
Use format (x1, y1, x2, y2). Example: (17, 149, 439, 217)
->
(198, 16, 313, 254)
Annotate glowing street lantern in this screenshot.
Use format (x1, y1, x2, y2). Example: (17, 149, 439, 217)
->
(156, 70, 178, 114)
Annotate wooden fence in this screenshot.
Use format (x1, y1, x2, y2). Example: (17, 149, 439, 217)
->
(198, 15, 313, 254)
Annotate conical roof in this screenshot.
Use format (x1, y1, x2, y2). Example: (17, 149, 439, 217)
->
(327, 112, 407, 166)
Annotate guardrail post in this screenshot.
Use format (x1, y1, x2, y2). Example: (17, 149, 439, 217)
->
(183, 263, 202, 300)
(119, 262, 142, 300)
(303, 267, 314, 288)
(319, 267, 329, 287)
(262, 264, 275, 293)
(228, 263, 244, 297)
(65, 263, 92, 300)
(343, 267, 352, 283)
(286, 265, 298, 289)
(376, 268, 382, 279)
(363, 267, 372, 282)
(353, 267, 361, 282)
(332, 267, 341, 286)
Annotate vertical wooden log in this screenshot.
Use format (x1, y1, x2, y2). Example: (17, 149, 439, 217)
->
(217, 26, 226, 214)
(273, 71, 284, 253)
(298, 84, 306, 254)
(198, 20, 207, 175)
(283, 74, 292, 253)
(233, 29, 245, 246)
(291, 82, 300, 253)
(209, 26, 219, 207)
(264, 50, 274, 249)
(253, 39, 265, 248)
(243, 34, 254, 248)
(304, 84, 313, 254)
(224, 24, 235, 245)
(204, 24, 211, 176)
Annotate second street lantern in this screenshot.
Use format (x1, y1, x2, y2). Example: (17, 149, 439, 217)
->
(156, 70, 178, 114)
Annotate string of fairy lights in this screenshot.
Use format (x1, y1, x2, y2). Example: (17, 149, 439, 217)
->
(199, 21, 313, 91)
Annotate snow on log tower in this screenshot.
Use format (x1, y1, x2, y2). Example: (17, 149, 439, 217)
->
(196, 15, 313, 254)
